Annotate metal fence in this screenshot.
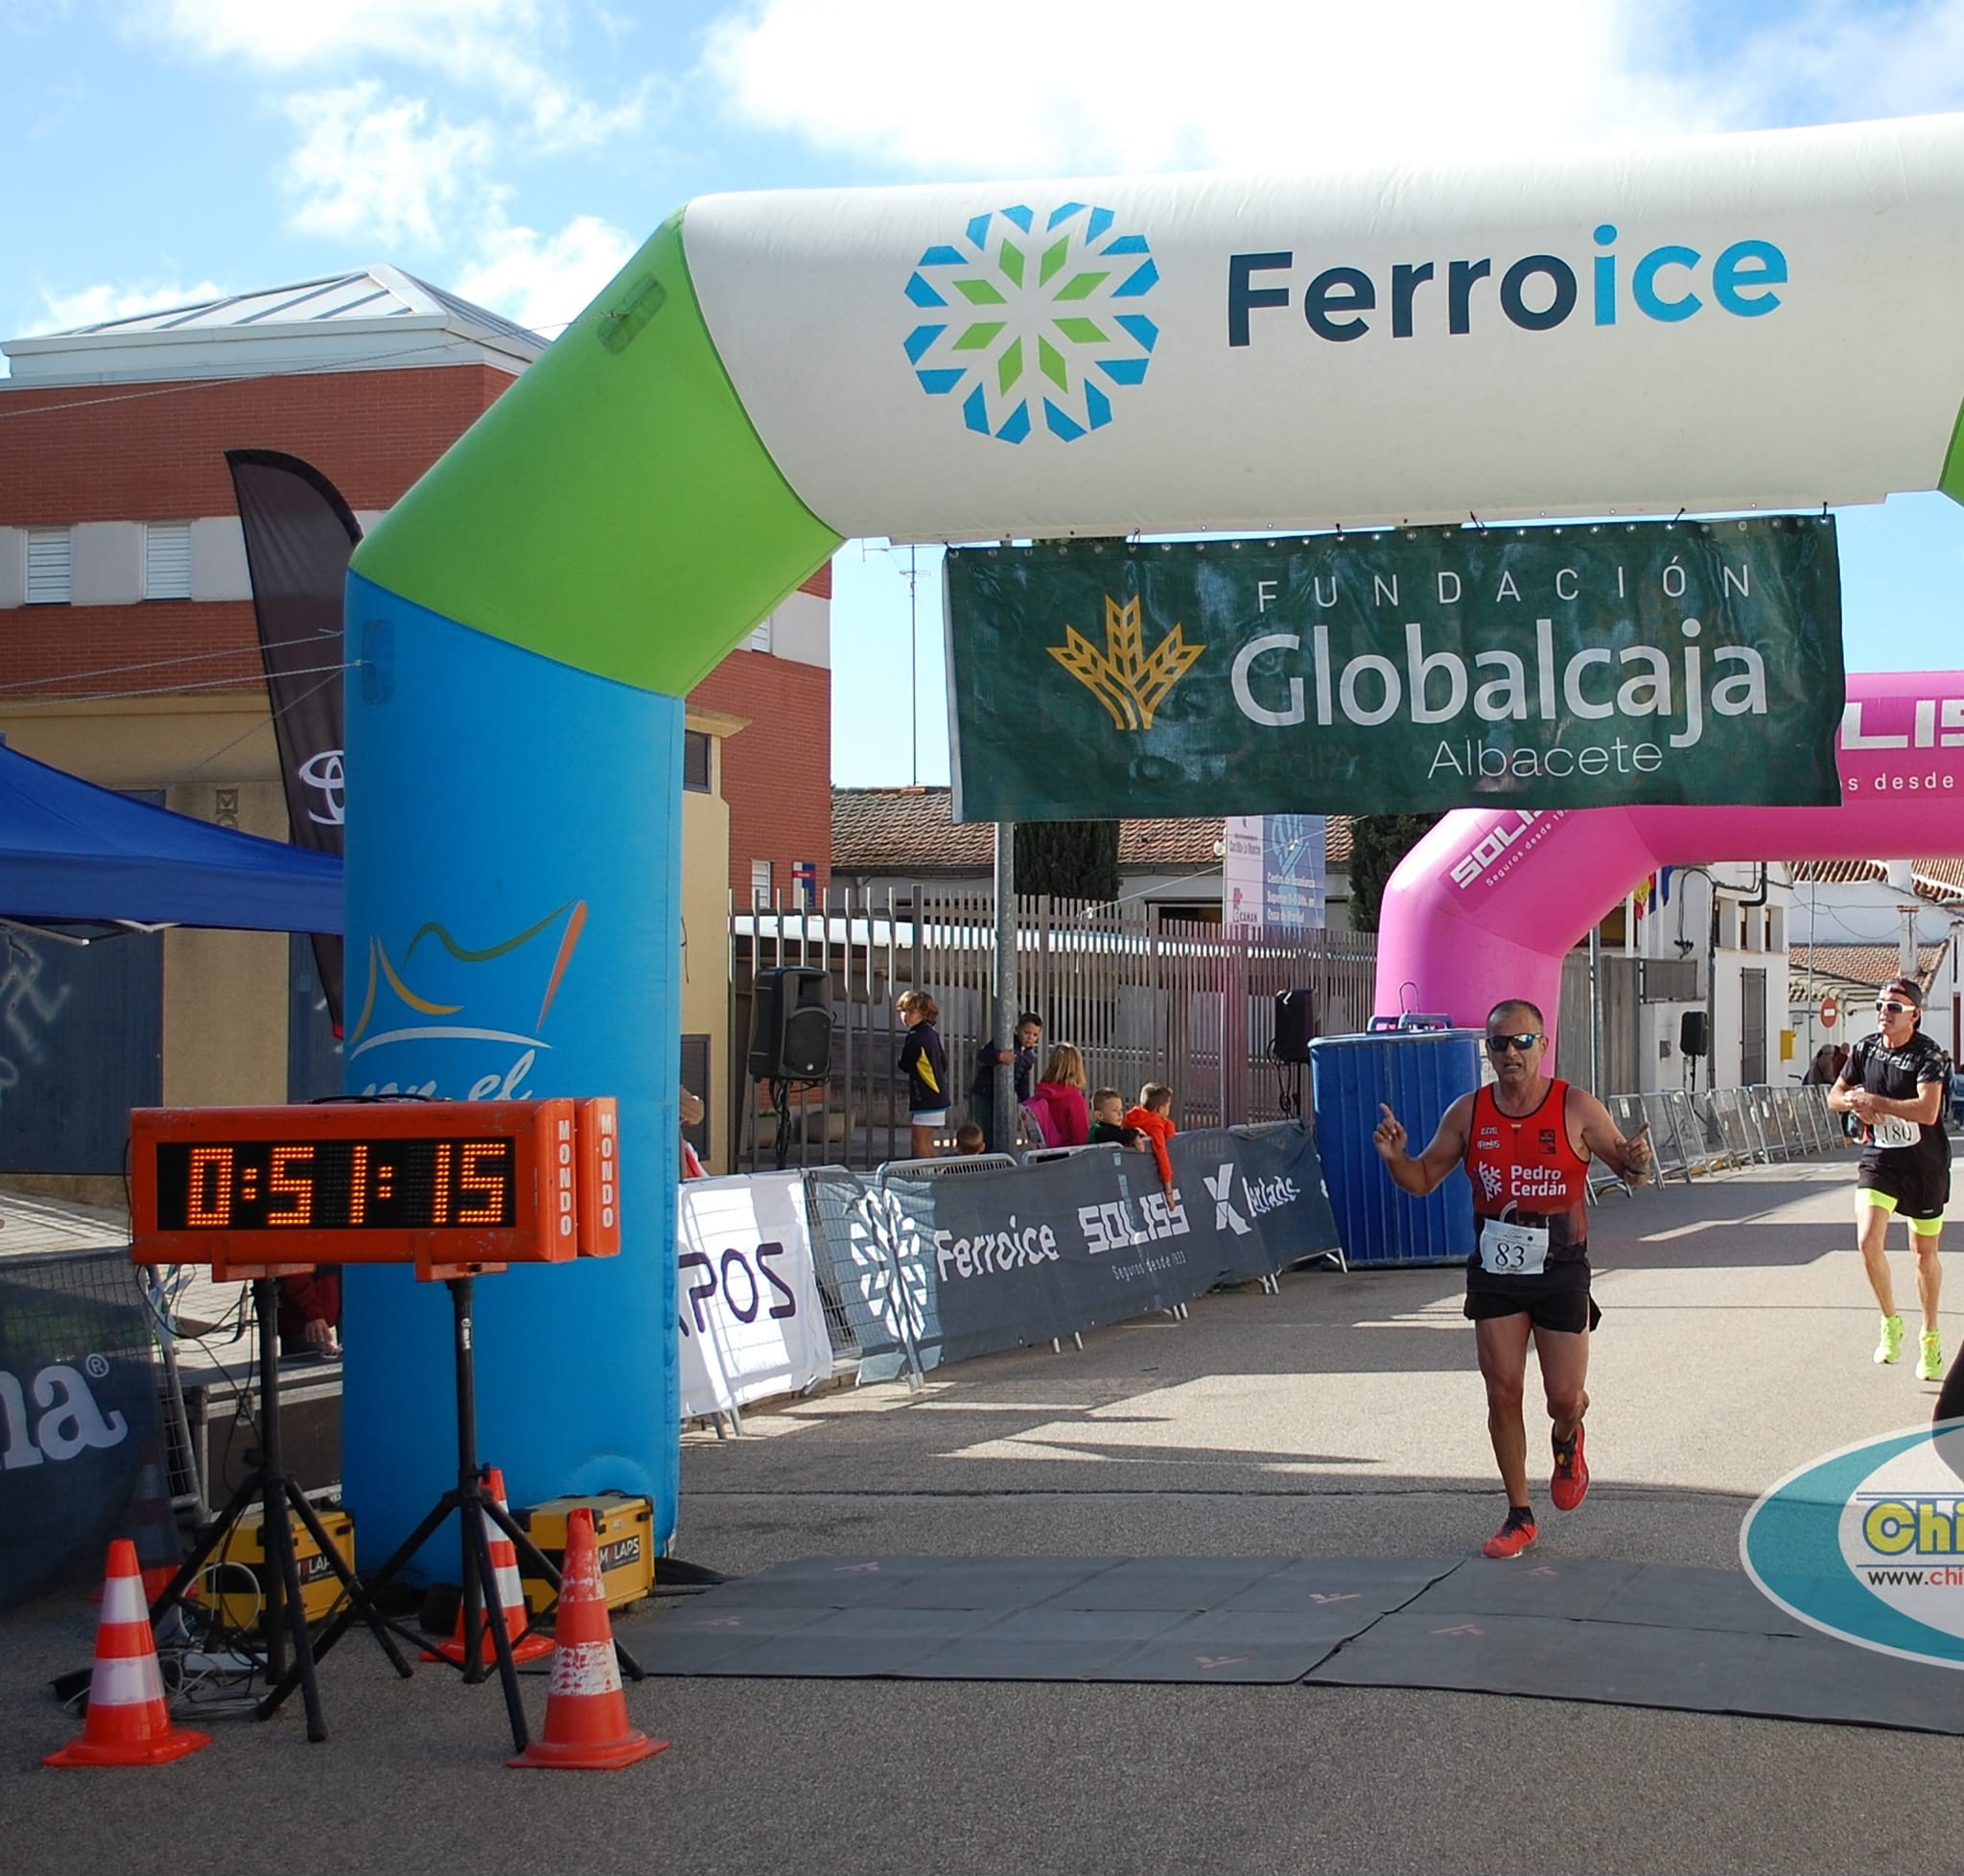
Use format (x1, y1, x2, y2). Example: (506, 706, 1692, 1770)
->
(729, 885, 1377, 1172)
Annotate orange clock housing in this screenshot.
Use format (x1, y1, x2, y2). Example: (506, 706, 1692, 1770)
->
(129, 1099, 620, 1280)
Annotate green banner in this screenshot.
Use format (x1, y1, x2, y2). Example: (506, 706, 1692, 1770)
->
(947, 516, 1844, 822)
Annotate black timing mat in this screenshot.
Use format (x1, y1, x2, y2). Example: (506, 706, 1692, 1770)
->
(639, 1554, 1964, 1732)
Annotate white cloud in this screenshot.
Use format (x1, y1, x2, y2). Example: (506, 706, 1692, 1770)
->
(701, 0, 1964, 176)
(152, 0, 646, 146)
(26, 278, 229, 336)
(1727, 0, 1964, 125)
(281, 82, 495, 248)
(452, 212, 639, 335)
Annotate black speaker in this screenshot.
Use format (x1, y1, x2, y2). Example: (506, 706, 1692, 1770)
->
(749, 967, 832, 1080)
(1679, 1010, 1709, 1058)
(1273, 987, 1316, 1064)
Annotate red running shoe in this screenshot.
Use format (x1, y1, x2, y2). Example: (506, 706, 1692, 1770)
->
(1551, 1422, 1589, 1512)
(1481, 1509, 1537, 1559)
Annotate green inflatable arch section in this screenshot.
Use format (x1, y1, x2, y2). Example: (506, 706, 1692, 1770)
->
(351, 210, 842, 696)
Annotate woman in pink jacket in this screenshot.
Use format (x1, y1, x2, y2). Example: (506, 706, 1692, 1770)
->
(1027, 1043, 1090, 1147)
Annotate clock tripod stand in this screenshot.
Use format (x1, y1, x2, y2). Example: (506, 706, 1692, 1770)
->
(262, 1269, 643, 1752)
(144, 1272, 414, 1742)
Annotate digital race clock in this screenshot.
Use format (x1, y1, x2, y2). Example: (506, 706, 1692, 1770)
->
(129, 1098, 620, 1278)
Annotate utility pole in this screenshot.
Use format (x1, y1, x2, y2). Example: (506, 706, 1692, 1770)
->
(993, 822, 1017, 1151)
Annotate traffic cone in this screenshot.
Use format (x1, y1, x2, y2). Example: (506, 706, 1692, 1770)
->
(46, 1539, 212, 1768)
(507, 1510, 666, 1770)
(425, 1470, 553, 1666)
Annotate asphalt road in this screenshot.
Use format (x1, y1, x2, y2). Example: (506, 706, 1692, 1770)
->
(8, 1145, 1964, 1876)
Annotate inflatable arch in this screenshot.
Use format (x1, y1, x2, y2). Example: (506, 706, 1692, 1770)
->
(1375, 670, 1964, 1053)
(342, 113, 1964, 1555)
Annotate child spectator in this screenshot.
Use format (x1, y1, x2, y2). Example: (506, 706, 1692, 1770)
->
(953, 1120, 986, 1156)
(1125, 1082, 1178, 1190)
(680, 1087, 707, 1179)
(1027, 1043, 1090, 1147)
(1088, 1088, 1145, 1151)
(896, 990, 948, 1159)
(970, 1012, 1044, 1152)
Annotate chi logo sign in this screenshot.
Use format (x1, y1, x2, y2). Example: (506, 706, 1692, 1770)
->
(902, 202, 1159, 443)
(1051, 597, 1204, 732)
(1742, 1422, 1964, 1668)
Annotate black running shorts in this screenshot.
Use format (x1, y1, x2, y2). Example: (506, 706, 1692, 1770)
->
(1856, 1155, 1952, 1224)
(1463, 1255, 1601, 1335)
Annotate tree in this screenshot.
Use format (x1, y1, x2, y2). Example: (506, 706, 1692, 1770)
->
(1347, 813, 1442, 932)
(1014, 821, 1121, 903)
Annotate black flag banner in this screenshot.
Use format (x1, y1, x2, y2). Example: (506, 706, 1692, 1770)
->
(226, 450, 361, 1027)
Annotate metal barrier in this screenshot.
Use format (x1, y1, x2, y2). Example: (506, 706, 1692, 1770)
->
(1585, 1081, 1854, 1206)
(1706, 1087, 1759, 1166)
(1589, 1092, 1653, 1200)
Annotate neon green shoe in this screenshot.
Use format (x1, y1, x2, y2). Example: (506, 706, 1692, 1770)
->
(1918, 1331, 1945, 1382)
(1876, 1314, 1906, 1364)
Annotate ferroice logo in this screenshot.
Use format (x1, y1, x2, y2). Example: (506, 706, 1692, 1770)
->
(1051, 597, 1204, 731)
(903, 202, 1158, 443)
(1742, 1421, 1964, 1668)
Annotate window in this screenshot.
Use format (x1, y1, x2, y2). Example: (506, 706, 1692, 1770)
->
(683, 729, 712, 793)
(25, 528, 71, 604)
(742, 618, 771, 653)
(750, 859, 772, 905)
(143, 522, 193, 599)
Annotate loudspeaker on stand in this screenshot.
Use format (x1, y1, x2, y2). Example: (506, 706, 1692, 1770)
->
(749, 967, 833, 1081)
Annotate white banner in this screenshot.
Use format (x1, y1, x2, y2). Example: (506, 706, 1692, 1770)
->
(677, 1172, 833, 1419)
(683, 114, 1964, 540)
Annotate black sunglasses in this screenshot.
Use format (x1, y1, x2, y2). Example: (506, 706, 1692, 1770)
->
(1876, 999, 1913, 1016)
(1485, 1032, 1541, 1054)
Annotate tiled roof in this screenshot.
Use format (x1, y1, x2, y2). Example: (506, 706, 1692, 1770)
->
(832, 787, 1353, 875)
(1788, 942, 1949, 990)
(1787, 859, 1964, 904)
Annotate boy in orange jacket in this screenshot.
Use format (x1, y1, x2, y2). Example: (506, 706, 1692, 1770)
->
(1125, 1083, 1178, 1193)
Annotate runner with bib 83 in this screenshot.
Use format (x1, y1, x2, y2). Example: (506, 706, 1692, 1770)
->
(1372, 999, 1651, 1559)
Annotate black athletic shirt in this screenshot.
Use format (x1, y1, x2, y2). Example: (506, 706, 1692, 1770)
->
(1845, 1027, 1952, 1187)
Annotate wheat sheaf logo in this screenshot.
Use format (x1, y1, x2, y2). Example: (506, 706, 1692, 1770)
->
(902, 201, 1158, 443)
(1050, 596, 1204, 732)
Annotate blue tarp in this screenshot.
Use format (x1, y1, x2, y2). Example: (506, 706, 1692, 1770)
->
(0, 741, 342, 932)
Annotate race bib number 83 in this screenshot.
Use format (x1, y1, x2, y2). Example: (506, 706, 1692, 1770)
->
(1479, 1217, 1550, 1277)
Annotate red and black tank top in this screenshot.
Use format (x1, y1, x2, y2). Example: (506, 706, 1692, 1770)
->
(1463, 1079, 1591, 1259)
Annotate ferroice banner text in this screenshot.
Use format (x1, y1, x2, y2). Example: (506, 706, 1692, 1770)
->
(947, 516, 1843, 822)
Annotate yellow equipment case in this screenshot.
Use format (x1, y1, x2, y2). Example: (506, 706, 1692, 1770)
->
(213, 1503, 355, 1630)
(516, 1492, 654, 1614)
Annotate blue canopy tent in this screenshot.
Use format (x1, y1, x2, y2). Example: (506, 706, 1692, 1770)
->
(0, 741, 341, 933)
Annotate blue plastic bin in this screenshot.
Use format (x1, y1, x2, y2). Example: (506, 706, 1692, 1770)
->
(1310, 1028, 1481, 1268)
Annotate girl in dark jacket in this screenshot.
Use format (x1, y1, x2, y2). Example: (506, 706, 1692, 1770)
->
(896, 990, 948, 1159)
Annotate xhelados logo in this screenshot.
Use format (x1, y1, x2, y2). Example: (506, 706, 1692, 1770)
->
(1742, 1421, 1964, 1668)
(902, 202, 1159, 443)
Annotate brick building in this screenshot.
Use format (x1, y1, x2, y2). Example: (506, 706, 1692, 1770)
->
(0, 268, 830, 1176)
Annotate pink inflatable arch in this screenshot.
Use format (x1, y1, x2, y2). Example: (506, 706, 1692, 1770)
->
(1375, 670, 1964, 1053)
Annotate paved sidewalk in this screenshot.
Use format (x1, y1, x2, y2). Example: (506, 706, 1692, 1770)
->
(7, 1149, 1964, 1875)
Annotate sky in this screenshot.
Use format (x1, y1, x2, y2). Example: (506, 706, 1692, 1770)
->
(6, 0, 1964, 786)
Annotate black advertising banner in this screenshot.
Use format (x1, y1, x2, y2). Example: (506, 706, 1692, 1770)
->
(0, 1251, 164, 1613)
(226, 449, 361, 1027)
(947, 516, 1844, 822)
(805, 1123, 1339, 1375)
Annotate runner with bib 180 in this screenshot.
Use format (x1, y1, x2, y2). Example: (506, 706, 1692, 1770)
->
(1372, 999, 1652, 1559)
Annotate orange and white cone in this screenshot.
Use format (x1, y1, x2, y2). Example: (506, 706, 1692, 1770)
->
(425, 1469, 553, 1666)
(46, 1539, 212, 1768)
(508, 1509, 666, 1770)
